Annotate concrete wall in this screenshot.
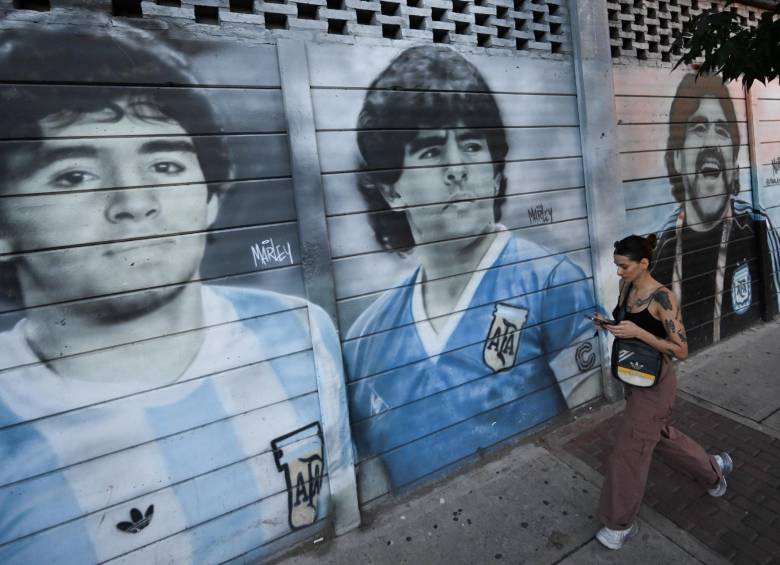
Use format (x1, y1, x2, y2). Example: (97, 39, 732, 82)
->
(748, 81, 780, 317)
(0, 26, 359, 564)
(0, 3, 604, 559)
(606, 0, 764, 65)
(0, 0, 776, 562)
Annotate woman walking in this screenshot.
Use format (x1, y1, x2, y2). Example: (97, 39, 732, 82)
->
(593, 234, 733, 550)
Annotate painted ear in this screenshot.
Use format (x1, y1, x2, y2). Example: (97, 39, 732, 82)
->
(376, 182, 405, 210)
(0, 237, 13, 259)
(493, 171, 503, 197)
(672, 150, 683, 177)
(206, 192, 220, 227)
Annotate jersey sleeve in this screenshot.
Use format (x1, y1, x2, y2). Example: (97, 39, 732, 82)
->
(539, 257, 600, 407)
(540, 256, 595, 353)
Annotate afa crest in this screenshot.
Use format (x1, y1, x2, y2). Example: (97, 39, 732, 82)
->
(731, 262, 751, 315)
(483, 303, 528, 372)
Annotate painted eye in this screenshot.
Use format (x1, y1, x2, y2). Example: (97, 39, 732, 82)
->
(462, 141, 486, 153)
(418, 147, 441, 160)
(52, 170, 98, 188)
(151, 161, 185, 174)
(689, 123, 707, 135)
(715, 125, 730, 138)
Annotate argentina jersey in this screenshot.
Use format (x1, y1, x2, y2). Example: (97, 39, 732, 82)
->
(343, 230, 597, 490)
(0, 285, 354, 564)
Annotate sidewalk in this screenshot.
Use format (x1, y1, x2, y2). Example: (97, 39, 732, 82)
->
(269, 319, 780, 565)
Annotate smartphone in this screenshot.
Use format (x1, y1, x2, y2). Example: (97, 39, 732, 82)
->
(584, 314, 618, 326)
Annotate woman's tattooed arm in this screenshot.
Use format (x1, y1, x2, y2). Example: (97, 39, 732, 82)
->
(654, 288, 688, 359)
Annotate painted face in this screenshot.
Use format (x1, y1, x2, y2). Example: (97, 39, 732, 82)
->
(385, 127, 501, 245)
(614, 254, 646, 282)
(675, 97, 735, 223)
(0, 99, 218, 318)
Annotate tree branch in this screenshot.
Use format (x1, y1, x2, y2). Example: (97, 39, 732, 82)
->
(672, 0, 780, 89)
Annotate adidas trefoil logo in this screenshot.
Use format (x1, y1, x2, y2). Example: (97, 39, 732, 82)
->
(116, 505, 154, 533)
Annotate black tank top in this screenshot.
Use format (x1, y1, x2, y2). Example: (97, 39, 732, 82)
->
(624, 308, 667, 339)
(612, 285, 668, 339)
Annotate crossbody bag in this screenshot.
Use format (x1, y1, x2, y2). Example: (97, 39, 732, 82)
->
(610, 283, 664, 388)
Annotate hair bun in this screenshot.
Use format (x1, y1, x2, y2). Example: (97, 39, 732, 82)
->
(645, 233, 658, 250)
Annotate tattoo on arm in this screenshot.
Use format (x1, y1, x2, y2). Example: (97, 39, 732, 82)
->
(677, 329, 688, 343)
(664, 319, 676, 337)
(654, 290, 674, 311)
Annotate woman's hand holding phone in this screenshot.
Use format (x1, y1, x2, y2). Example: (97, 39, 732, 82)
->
(585, 313, 617, 327)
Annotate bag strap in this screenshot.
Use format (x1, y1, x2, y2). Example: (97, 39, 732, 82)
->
(615, 282, 632, 322)
(617, 283, 667, 322)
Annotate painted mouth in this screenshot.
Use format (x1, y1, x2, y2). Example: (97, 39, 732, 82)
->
(104, 239, 174, 258)
(442, 195, 475, 210)
(700, 158, 722, 178)
(696, 149, 726, 179)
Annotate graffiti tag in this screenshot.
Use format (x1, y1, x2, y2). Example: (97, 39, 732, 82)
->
(766, 156, 780, 186)
(251, 238, 293, 268)
(575, 342, 596, 372)
(272, 423, 324, 531)
(527, 204, 553, 225)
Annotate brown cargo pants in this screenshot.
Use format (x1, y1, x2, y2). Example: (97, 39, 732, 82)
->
(598, 360, 723, 530)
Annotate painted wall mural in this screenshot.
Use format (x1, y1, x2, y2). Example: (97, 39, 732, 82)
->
(307, 44, 603, 502)
(615, 68, 780, 353)
(0, 20, 611, 562)
(0, 27, 357, 564)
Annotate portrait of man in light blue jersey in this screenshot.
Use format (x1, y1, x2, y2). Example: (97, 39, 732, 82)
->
(343, 45, 599, 496)
(0, 28, 355, 564)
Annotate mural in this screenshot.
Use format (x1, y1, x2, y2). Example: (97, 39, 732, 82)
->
(6, 11, 780, 564)
(0, 28, 356, 563)
(615, 69, 780, 353)
(652, 74, 780, 348)
(312, 45, 601, 500)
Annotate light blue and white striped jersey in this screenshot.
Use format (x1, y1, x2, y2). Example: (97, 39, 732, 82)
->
(0, 285, 354, 564)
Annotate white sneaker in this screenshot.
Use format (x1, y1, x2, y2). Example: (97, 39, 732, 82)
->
(708, 452, 733, 497)
(596, 523, 639, 550)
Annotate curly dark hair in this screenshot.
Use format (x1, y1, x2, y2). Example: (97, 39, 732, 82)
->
(0, 28, 232, 198)
(356, 45, 509, 252)
(0, 27, 232, 305)
(665, 73, 741, 203)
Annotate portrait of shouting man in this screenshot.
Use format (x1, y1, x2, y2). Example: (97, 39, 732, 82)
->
(653, 74, 780, 349)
